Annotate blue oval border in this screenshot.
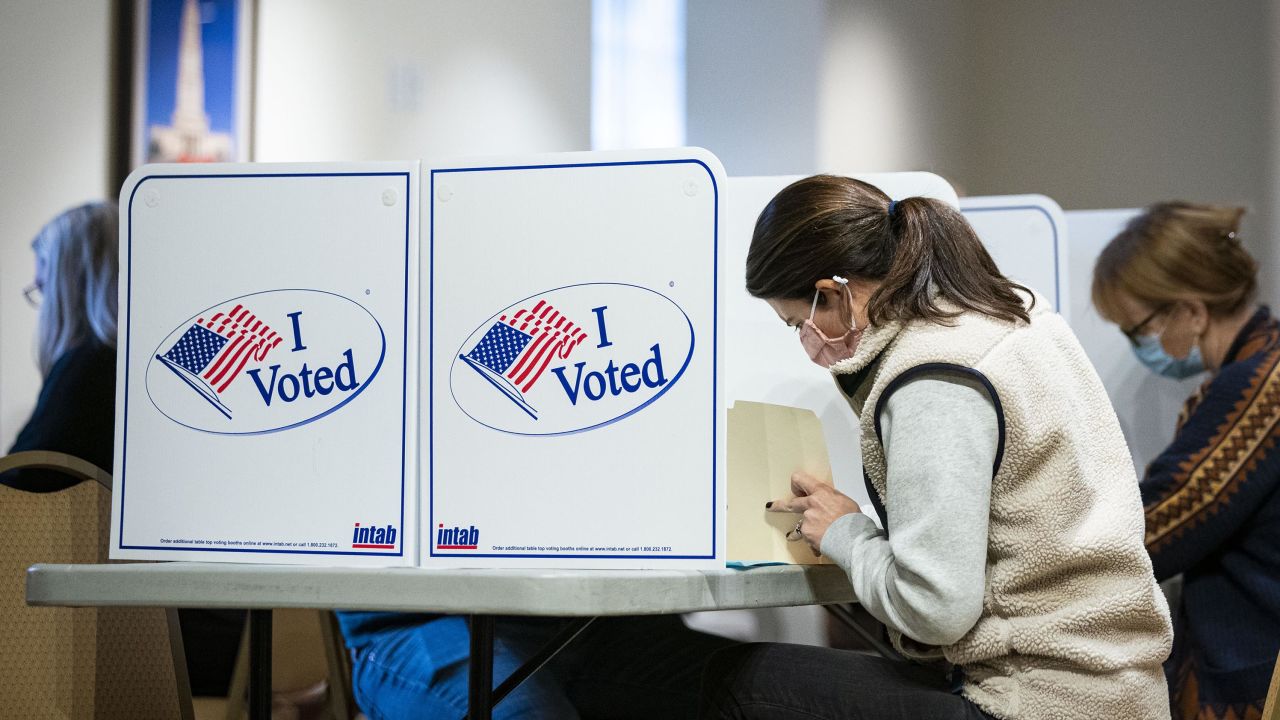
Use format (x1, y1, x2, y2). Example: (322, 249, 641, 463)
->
(448, 282, 696, 437)
(145, 288, 387, 436)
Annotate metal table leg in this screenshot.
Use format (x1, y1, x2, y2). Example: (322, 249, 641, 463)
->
(463, 616, 595, 720)
(468, 615, 496, 720)
(823, 603, 903, 662)
(249, 608, 273, 720)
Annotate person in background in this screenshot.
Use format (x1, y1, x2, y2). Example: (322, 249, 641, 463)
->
(0, 201, 244, 698)
(2, 202, 118, 493)
(1093, 202, 1280, 719)
(699, 175, 1173, 720)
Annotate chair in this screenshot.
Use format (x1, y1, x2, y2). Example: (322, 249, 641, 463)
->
(1263, 649, 1280, 720)
(209, 609, 357, 720)
(0, 450, 194, 719)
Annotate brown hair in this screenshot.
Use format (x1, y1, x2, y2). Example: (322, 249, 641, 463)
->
(745, 174, 1031, 325)
(1091, 201, 1256, 323)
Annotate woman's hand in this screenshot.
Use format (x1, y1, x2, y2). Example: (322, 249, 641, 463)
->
(767, 472, 862, 555)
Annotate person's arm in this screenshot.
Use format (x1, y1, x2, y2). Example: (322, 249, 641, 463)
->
(820, 373, 996, 647)
(1, 344, 115, 493)
(1142, 357, 1280, 580)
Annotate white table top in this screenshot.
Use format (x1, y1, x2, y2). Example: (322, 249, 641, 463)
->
(27, 562, 855, 616)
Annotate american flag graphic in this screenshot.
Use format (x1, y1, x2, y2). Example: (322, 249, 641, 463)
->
(460, 300, 588, 418)
(156, 304, 283, 418)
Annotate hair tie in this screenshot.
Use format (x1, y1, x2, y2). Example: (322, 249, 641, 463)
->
(887, 200, 898, 218)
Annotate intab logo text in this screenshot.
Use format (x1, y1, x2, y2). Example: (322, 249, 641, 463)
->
(437, 524, 479, 550)
(352, 523, 398, 549)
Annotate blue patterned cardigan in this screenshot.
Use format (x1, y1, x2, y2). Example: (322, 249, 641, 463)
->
(1142, 306, 1280, 720)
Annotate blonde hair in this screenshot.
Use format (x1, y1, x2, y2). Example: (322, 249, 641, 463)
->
(1092, 201, 1257, 324)
(33, 202, 119, 377)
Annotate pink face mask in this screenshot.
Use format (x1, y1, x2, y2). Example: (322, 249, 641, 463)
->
(799, 278, 862, 368)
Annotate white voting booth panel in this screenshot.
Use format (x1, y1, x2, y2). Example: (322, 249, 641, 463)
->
(1065, 209, 1200, 476)
(425, 149, 725, 569)
(960, 195, 1069, 319)
(112, 163, 419, 566)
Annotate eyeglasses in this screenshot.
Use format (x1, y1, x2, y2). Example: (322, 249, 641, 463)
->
(23, 284, 40, 308)
(1121, 304, 1170, 347)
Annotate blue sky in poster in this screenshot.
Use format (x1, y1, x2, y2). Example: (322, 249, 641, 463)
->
(146, 0, 237, 133)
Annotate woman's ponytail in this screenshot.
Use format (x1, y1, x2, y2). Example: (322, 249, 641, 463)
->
(868, 196, 1031, 325)
(746, 175, 1032, 327)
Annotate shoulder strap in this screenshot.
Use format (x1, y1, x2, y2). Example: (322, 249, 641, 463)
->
(871, 362, 1007, 478)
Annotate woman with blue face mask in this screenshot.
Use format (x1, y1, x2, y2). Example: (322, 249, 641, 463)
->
(1092, 202, 1277, 720)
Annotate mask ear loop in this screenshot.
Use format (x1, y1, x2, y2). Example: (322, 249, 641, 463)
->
(832, 276, 855, 330)
(810, 276, 852, 322)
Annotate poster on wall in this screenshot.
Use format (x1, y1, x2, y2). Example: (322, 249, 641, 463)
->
(133, 0, 253, 166)
(111, 162, 418, 565)
(425, 148, 726, 569)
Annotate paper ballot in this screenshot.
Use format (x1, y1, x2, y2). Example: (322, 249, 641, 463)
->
(728, 401, 834, 565)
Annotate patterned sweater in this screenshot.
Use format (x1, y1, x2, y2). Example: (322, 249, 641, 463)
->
(1142, 306, 1280, 720)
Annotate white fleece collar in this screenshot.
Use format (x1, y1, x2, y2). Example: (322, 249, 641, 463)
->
(827, 318, 904, 376)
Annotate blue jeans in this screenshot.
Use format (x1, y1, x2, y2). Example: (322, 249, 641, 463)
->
(346, 614, 737, 719)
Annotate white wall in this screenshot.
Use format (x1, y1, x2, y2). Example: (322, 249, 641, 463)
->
(254, 0, 592, 162)
(0, 1, 112, 450)
(817, 0, 973, 179)
(685, 0, 825, 176)
(964, 0, 1274, 297)
(687, 0, 972, 179)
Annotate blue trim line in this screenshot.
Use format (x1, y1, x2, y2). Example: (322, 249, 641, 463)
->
(142, 288, 387, 436)
(445, 282, 695, 437)
(121, 545, 401, 556)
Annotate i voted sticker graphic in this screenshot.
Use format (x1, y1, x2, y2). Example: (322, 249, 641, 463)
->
(449, 282, 694, 436)
(146, 289, 385, 435)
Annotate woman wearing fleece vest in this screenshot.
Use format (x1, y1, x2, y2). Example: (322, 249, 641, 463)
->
(699, 175, 1173, 720)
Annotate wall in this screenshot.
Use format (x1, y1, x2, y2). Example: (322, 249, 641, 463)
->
(685, 0, 973, 180)
(254, 0, 592, 162)
(817, 0, 973, 180)
(685, 0, 825, 176)
(963, 0, 1274, 296)
(0, 1, 112, 450)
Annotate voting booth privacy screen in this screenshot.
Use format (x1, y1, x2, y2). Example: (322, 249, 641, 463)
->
(112, 150, 726, 569)
(112, 163, 419, 565)
(426, 150, 726, 568)
(112, 153, 1086, 571)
